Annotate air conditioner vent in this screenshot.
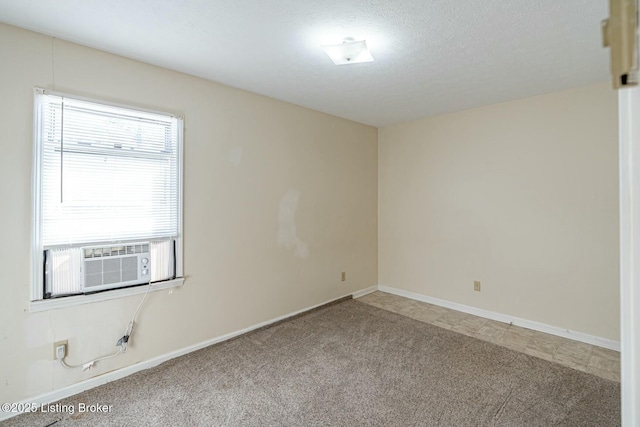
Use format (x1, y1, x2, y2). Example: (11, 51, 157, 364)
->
(84, 244, 150, 258)
(81, 243, 150, 292)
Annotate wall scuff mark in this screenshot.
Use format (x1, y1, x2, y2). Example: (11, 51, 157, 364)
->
(228, 147, 243, 166)
(277, 189, 309, 258)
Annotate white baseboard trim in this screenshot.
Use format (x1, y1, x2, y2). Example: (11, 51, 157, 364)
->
(1, 287, 371, 422)
(378, 285, 620, 352)
(352, 285, 378, 299)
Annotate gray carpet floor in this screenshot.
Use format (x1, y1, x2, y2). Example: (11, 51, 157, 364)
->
(3, 299, 620, 427)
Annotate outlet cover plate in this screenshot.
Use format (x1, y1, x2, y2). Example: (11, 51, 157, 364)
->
(53, 340, 68, 360)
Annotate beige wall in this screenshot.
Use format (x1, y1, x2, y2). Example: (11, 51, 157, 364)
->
(379, 83, 619, 341)
(0, 23, 378, 404)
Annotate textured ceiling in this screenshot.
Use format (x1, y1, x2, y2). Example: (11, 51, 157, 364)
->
(0, 0, 609, 127)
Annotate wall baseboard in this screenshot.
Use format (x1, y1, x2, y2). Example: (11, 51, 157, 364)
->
(352, 285, 377, 299)
(0, 286, 373, 422)
(377, 285, 620, 351)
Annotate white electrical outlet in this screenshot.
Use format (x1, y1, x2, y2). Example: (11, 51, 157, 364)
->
(53, 340, 68, 360)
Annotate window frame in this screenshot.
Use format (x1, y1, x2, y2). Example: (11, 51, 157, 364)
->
(30, 88, 184, 307)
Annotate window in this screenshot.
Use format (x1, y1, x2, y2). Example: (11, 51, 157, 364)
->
(32, 89, 183, 301)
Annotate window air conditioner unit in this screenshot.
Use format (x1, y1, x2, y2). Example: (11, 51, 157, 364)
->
(81, 243, 151, 292)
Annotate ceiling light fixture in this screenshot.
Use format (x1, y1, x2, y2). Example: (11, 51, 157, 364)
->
(321, 38, 374, 65)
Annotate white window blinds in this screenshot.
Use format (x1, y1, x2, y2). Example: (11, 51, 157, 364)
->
(35, 91, 181, 247)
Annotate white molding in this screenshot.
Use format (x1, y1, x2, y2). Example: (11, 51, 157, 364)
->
(352, 285, 378, 299)
(618, 84, 640, 427)
(378, 285, 620, 351)
(1, 287, 370, 421)
(29, 278, 185, 312)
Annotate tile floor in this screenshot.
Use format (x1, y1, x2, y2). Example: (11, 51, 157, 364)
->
(357, 291, 620, 382)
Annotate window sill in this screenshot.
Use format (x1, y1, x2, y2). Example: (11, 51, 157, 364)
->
(29, 278, 185, 312)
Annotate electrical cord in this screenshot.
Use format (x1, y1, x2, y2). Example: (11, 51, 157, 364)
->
(60, 348, 123, 370)
(59, 280, 153, 371)
(124, 278, 152, 342)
